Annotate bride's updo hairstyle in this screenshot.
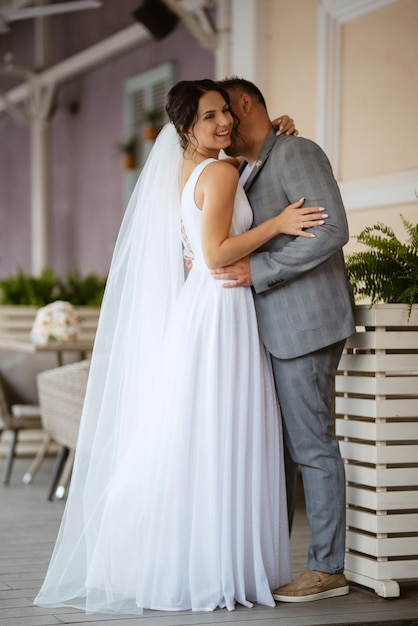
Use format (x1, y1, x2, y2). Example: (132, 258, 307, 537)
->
(166, 79, 239, 151)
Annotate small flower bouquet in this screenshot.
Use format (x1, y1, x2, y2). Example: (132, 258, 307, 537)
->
(30, 300, 80, 345)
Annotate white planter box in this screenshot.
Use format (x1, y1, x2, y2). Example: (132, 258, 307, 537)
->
(336, 304, 418, 598)
(0, 305, 100, 343)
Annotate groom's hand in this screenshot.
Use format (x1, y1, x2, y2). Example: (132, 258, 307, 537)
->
(211, 256, 253, 288)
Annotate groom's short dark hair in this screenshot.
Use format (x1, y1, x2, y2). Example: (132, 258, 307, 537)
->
(217, 77, 267, 109)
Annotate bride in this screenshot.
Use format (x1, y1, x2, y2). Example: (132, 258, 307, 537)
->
(34, 79, 325, 614)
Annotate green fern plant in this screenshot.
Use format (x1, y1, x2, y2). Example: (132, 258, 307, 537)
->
(0, 268, 106, 306)
(0, 268, 58, 305)
(58, 269, 106, 306)
(345, 215, 418, 319)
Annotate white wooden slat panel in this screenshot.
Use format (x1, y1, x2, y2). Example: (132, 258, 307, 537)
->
(337, 419, 374, 440)
(336, 374, 418, 396)
(345, 553, 418, 580)
(0, 305, 99, 342)
(346, 486, 418, 510)
(336, 396, 418, 418)
(336, 419, 418, 441)
(338, 353, 418, 373)
(346, 509, 418, 533)
(346, 531, 418, 557)
(344, 464, 418, 487)
(340, 441, 418, 464)
(337, 305, 418, 590)
(344, 331, 418, 350)
(353, 304, 418, 327)
(0, 306, 38, 338)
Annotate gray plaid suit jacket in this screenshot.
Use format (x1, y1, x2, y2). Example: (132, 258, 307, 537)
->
(244, 130, 355, 359)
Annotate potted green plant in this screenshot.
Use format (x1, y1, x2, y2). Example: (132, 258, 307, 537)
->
(143, 108, 164, 141)
(0, 268, 106, 342)
(57, 269, 106, 307)
(335, 214, 418, 598)
(0, 268, 58, 306)
(345, 215, 418, 319)
(0, 268, 60, 341)
(117, 136, 138, 169)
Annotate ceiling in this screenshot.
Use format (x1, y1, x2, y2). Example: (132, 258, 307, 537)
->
(0, 0, 217, 93)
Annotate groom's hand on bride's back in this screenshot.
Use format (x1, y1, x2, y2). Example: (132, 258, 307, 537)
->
(211, 256, 252, 288)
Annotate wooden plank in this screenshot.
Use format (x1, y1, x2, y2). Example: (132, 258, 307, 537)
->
(338, 353, 418, 373)
(346, 508, 418, 533)
(340, 440, 418, 464)
(346, 531, 418, 557)
(335, 374, 418, 395)
(346, 485, 418, 510)
(353, 303, 418, 327)
(345, 552, 418, 580)
(344, 331, 418, 350)
(336, 419, 418, 441)
(344, 463, 418, 487)
(336, 396, 418, 418)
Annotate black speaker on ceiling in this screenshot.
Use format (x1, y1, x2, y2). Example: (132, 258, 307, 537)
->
(132, 0, 179, 40)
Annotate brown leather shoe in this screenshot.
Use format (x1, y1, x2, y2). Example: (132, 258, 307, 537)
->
(273, 569, 349, 603)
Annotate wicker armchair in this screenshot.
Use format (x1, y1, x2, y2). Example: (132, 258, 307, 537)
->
(37, 359, 90, 500)
(0, 377, 43, 485)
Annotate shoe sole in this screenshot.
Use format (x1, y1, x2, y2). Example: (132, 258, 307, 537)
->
(273, 585, 349, 603)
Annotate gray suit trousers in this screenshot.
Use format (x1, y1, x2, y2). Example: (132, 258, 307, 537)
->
(270, 339, 346, 574)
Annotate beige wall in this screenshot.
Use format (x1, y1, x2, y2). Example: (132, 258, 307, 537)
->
(266, 0, 417, 255)
(340, 0, 418, 180)
(341, 0, 418, 253)
(267, 0, 317, 139)
(343, 201, 416, 255)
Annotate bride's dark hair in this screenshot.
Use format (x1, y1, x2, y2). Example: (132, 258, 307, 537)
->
(166, 79, 239, 150)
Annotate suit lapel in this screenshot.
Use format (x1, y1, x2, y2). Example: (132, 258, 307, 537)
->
(238, 160, 248, 175)
(243, 129, 277, 193)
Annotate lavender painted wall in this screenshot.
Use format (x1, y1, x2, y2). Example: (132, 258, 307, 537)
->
(0, 113, 31, 274)
(0, 2, 214, 279)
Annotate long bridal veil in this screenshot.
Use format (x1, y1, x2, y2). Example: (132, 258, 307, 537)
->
(34, 123, 185, 612)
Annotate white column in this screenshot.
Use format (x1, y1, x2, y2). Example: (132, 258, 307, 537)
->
(30, 10, 53, 275)
(228, 0, 269, 95)
(28, 78, 55, 274)
(215, 0, 231, 79)
(31, 115, 48, 274)
(316, 3, 341, 168)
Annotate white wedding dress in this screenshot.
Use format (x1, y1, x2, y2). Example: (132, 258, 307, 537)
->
(34, 156, 291, 614)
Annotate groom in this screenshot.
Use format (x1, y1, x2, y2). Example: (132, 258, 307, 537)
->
(214, 77, 355, 603)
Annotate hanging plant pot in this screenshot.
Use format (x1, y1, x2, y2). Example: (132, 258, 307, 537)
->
(116, 136, 138, 170)
(123, 154, 137, 170)
(143, 124, 161, 141)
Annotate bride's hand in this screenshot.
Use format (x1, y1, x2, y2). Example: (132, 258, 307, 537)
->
(271, 115, 299, 136)
(275, 199, 328, 238)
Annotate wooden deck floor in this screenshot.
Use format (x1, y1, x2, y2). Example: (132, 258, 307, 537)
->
(1, 457, 417, 626)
